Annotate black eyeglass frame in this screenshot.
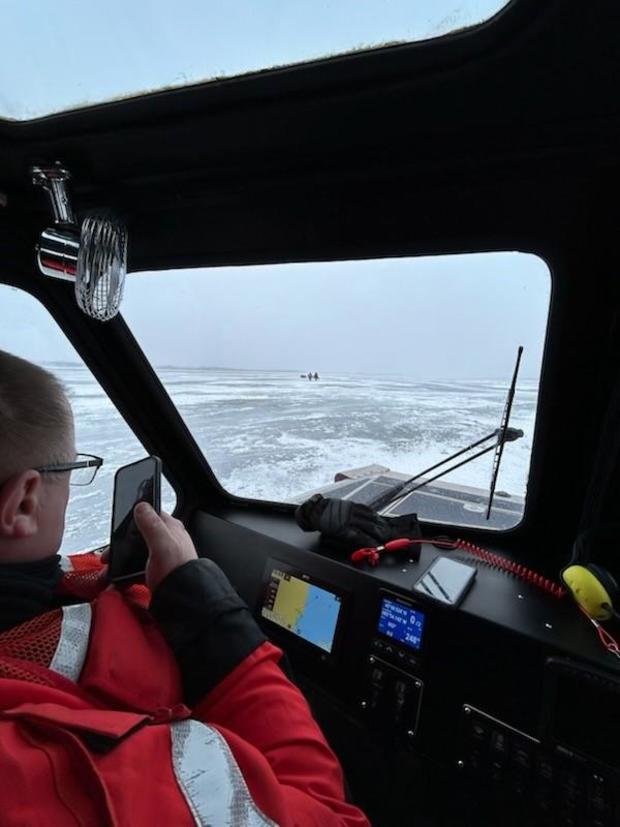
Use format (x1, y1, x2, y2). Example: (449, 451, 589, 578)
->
(36, 453, 104, 485)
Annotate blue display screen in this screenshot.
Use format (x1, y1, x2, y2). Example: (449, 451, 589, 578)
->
(377, 597, 425, 651)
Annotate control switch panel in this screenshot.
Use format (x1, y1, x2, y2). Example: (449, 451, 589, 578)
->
(458, 705, 619, 827)
(359, 654, 423, 740)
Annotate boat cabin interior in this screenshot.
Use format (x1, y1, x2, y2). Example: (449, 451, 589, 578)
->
(1, 1, 620, 824)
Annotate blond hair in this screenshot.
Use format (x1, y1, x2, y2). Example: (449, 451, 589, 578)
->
(0, 351, 74, 485)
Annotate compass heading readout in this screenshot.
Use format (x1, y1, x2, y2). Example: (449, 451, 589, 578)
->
(377, 597, 426, 651)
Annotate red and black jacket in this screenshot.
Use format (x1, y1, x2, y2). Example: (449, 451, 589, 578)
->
(0, 552, 369, 827)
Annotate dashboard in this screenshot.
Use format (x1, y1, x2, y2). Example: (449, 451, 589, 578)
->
(193, 508, 620, 827)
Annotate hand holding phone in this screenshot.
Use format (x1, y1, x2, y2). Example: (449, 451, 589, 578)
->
(133, 504, 198, 591)
(108, 456, 162, 583)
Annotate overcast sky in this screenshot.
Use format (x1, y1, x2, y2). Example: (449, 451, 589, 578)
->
(0, 1, 540, 381)
(0, 252, 549, 380)
(1, 0, 508, 119)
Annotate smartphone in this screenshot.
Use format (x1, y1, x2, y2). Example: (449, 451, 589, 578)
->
(108, 456, 162, 583)
(412, 556, 476, 608)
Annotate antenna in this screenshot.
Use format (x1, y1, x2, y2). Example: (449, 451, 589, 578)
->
(486, 346, 524, 520)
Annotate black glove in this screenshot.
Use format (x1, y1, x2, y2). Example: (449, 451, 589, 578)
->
(295, 494, 421, 549)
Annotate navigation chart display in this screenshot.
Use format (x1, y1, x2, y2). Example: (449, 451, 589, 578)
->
(261, 567, 342, 653)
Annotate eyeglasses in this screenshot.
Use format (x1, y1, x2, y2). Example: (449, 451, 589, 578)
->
(36, 453, 104, 486)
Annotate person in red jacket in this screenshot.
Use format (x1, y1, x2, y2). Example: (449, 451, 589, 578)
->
(0, 349, 369, 827)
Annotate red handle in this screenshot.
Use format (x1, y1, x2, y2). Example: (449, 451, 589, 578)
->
(383, 538, 415, 552)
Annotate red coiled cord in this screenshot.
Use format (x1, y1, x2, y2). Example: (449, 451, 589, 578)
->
(452, 538, 566, 598)
(350, 538, 414, 566)
(578, 606, 620, 659)
(350, 537, 566, 598)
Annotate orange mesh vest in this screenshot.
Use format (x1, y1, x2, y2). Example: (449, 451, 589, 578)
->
(0, 552, 148, 687)
(0, 554, 277, 827)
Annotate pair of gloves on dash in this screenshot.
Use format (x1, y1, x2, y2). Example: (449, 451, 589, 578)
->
(294, 493, 421, 551)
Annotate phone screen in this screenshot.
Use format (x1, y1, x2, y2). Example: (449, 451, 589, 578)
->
(413, 557, 476, 607)
(108, 456, 161, 582)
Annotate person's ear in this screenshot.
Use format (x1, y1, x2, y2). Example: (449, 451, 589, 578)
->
(0, 470, 43, 539)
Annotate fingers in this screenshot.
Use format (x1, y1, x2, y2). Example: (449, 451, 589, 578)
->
(133, 502, 170, 548)
(133, 504, 198, 591)
(159, 511, 183, 531)
(133, 505, 189, 548)
(157, 511, 190, 543)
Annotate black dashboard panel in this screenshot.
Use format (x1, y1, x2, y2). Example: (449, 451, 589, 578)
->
(192, 508, 620, 826)
(196, 507, 613, 667)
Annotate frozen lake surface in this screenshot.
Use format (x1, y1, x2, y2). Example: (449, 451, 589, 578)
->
(55, 365, 538, 555)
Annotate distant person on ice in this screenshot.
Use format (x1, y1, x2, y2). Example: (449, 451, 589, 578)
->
(314, 372, 319, 380)
(0, 349, 368, 827)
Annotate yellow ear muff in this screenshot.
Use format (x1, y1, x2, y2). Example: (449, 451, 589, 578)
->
(562, 565, 614, 621)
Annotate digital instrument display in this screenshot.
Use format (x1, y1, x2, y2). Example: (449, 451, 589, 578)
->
(377, 597, 426, 651)
(261, 567, 342, 653)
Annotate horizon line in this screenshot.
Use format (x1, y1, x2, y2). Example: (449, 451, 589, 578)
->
(42, 360, 539, 382)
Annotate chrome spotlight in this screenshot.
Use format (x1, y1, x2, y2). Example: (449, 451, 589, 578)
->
(32, 163, 127, 321)
(76, 215, 127, 322)
(32, 165, 80, 281)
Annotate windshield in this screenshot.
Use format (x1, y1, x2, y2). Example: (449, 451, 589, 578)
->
(122, 252, 550, 530)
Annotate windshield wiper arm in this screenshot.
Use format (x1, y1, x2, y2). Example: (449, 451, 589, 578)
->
(486, 345, 523, 519)
(369, 346, 526, 516)
(368, 427, 523, 514)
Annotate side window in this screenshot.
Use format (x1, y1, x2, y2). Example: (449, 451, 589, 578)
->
(0, 285, 175, 555)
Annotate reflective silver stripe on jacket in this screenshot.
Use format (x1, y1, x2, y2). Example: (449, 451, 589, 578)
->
(58, 555, 74, 572)
(49, 603, 92, 682)
(170, 719, 277, 827)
